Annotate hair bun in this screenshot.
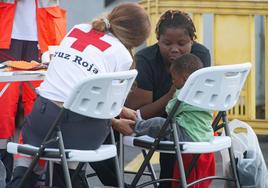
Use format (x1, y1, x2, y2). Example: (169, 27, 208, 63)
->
(103, 18, 110, 30)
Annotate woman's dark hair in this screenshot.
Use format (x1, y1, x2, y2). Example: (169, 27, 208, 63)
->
(155, 10, 197, 40)
(170, 53, 203, 75)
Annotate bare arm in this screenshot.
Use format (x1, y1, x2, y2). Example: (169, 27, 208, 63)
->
(126, 85, 176, 119)
(127, 49, 177, 119)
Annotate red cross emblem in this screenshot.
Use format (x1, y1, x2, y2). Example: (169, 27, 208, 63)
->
(68, 28, 111, 52)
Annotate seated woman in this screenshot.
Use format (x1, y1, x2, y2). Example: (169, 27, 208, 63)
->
(126, 10, 215, 188)
(7, 3, 151, 188)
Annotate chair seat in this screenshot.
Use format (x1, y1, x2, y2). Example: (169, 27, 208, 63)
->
(7, 142, 117, 162)
(123, 135, 231, 154)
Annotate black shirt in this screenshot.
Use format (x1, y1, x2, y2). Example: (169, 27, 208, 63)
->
(135, 42, 211, 102)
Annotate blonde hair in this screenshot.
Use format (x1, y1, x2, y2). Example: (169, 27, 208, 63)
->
(92, 3, 151, 50)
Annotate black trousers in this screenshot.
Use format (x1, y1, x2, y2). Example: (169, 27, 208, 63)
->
(159, 153, 175, 188)
(89, 132, 120, 187)
(22, 96, 111, 150)
(0, 149, 13, 183)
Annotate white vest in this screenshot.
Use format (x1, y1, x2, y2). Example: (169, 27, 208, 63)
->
(37, 24, 133, 102)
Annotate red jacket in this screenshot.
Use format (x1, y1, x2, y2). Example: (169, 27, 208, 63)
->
(0, 0, 66, 53)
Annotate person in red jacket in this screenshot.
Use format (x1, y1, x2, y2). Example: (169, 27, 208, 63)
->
(0, 0, 66, 183)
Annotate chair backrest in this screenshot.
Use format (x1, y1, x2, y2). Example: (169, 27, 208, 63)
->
(63, 70, 137, 119)
(178, 63, 251, 111)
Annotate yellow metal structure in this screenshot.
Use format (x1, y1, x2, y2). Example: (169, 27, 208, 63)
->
(139, 0, 268, 134)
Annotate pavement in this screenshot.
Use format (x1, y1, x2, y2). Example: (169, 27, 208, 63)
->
(85, 135, 268, 187)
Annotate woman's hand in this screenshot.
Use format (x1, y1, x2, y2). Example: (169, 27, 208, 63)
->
(120, 107, 137, 121)
(112, 118, 135, 136)
(167, 84, 176, 98)
(125, 86, 175, 119)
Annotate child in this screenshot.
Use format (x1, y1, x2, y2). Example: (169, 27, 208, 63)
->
(134, 53, 214, 142)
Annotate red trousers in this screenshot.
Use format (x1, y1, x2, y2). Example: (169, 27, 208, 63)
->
(0, 81, 41, 139)
(172, 153, 216, 188)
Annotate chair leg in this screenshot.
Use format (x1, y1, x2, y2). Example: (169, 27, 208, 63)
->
(228, 148, 240, 188)
(17, 152, 41, 187)
(71, 163, 85, 182)
(113, 156, 123, 188)
(6, 166, 39, 188)
(110, 128, 124, 188)
(185, 154, 200, 178)
(222, 112, 240, 188)
(18, 109, 67, 188)
(48, 161, 54, 186)
(18, 134, 58, 187)
(71, 163, 89, 188)
(171, 122, 187, 188)
(57, 129, 72, 188)
(120, 134, 157, 188)
(141, 150, 158, 188)
(130, 147, 157, 187)
(119, 133, 125, 183)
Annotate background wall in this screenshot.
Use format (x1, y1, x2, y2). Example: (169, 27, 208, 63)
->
(60, 0, 138, 31)
(59, 0, 266, 130)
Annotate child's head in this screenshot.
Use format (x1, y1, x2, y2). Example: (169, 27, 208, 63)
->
(92, 3, 151, 50)
(170, 54, 203, 89)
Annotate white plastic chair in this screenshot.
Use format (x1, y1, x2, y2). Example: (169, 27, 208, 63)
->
(7, 69, 138, 188)
(123, 63, 252, 188)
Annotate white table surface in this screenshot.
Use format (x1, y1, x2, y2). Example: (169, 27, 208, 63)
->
(0, 71, 46, 82)
(0, 71, 46, 97)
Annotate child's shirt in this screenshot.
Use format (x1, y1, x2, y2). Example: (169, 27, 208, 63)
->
(165, 90, 214, 142)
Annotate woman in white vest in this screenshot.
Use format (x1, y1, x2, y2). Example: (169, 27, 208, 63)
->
(7, 3, 151, 188)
